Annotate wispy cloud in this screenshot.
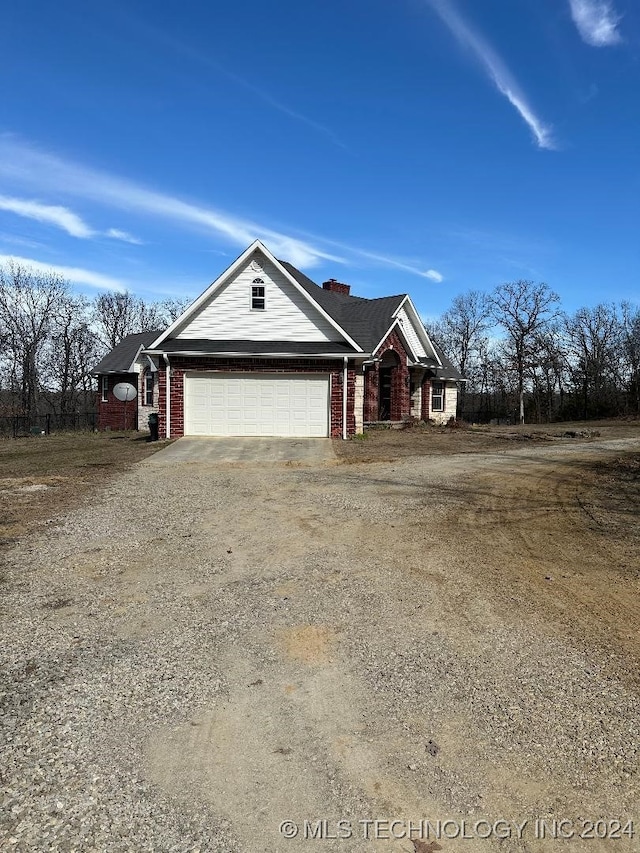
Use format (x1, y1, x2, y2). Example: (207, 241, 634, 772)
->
(0, 195, 94, 238)
(0, 253, 126, 291)
(0, 136, 444, 281)
(340, 245, 445, 282)
(0, 137, 342, 269)
(568, 0, 622, 46)
(106, 228, 143, 245)
(0, 193, 143, 245)
(425, 0, 555, 150)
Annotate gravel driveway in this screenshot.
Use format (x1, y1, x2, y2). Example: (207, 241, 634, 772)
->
(1, 439, 638, 852)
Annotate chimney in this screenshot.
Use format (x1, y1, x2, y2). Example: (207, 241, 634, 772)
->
(322, 278, 351, 296)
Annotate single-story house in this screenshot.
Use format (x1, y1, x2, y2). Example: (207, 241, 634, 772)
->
(92, 240, 463, 438)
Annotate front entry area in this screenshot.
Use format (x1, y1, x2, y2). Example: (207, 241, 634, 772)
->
(378, 350, 400, 420)
(183, 372, 330, 437)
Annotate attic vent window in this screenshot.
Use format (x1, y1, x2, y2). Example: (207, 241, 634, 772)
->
(251, 278, 265, 310)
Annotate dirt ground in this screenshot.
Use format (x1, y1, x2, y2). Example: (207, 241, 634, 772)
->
(0, 432, 165, 547)
(1, 423, 639, 852)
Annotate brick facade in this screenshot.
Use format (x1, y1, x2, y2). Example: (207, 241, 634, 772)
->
(421, 377, 432, 422)
(98, 351, 458, 436)
(157, 357, 355, 439)
(363, 329, 411, 422)
(97, 373, 139, 431)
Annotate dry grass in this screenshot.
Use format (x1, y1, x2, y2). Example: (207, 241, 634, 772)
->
(0, 432, 167, 548)
(335, 417, 640, 463)
(1, 419, 638, 549)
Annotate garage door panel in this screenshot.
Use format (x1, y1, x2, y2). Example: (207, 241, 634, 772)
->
(184, 372, 330, 437)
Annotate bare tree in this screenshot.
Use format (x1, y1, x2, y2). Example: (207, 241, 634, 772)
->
(564, 304, 622, 419)
(490, 280, 560, 424)
(92, 291, 145, 351)
(0, 262, 69, 418)
(159, 297, 191, 323)
(439, 291, 491, 376)
(92, 292, 190, 353)
(437, 291, 491, 415)
(42, 294, 98, 416)
(529, 322, 571, 421)
(620, 301, 640, 415)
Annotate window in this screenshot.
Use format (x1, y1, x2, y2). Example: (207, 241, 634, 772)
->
(101, 376, 108, 402)
(432, 381, 444, 412)
(251, 278, 265, 310)
(144, 371, 154, 406)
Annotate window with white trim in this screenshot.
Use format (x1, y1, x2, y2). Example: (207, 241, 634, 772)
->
(101, 376, 109, 402)
(251, 278, 266, 310)
(431, 381, 444, 412)
(144, 370, 154, 406)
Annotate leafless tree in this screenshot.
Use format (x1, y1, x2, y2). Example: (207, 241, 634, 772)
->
(620, 301, 640, 414)
(490, 280, 560, 424)
(92, 291, 145, 351)
(0, 262, 69, 418)
(159, 297, 191, 323)
(437, 291, 491, 414)
(92, 292, 190, 353)
(564, 304, 622, 419)
(439, 291, 491, 376)
(42, 294, 98, 416)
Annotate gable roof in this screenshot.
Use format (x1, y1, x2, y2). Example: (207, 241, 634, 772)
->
(147, 241, 363, 353)
(93, 243, 464, 379)
(92, 330, 162, 374)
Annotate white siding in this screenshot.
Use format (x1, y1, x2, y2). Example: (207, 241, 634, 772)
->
(176, 256, 338, 342)
(397, 308, 427, 359)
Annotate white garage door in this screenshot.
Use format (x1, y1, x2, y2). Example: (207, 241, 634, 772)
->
(183, 372, 330, 437)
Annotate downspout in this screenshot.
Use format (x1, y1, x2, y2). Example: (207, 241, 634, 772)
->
(342, 356, 348, 440)
(165, 354, 171, 439)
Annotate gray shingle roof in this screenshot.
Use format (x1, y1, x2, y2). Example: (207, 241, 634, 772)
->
(92, 331, 162, 374)
(430, 343, 465, 381)
(279, 261, 406, 352)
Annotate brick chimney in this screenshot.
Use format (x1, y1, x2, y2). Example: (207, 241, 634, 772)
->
(322, 278, 350, 295)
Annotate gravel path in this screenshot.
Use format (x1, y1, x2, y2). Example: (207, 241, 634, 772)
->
(1, 439, 639, 852)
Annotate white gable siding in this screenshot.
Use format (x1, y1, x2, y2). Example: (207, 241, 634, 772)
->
(176, 257, 338, 342)
(397, 308, 427, 359)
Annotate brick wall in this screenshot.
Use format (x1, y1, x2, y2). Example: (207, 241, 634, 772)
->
(157, 357, 356, 438)
(363, 330, 411, 422)
(97, 373, 139, 431)
(421, 377, 431, 421)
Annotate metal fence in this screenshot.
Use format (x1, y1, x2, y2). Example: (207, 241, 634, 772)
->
(0, 412, 98, 438)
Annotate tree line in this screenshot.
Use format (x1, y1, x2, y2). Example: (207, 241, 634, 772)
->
(0, 261, 189, 420)
(1, 261, 638, 425)
(427, 279, 640, 424)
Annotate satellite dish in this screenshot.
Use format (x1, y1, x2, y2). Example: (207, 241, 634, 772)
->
(113, 382, 137, 402)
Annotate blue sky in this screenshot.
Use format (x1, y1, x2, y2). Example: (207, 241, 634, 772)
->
(0, 0, 638, 318)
